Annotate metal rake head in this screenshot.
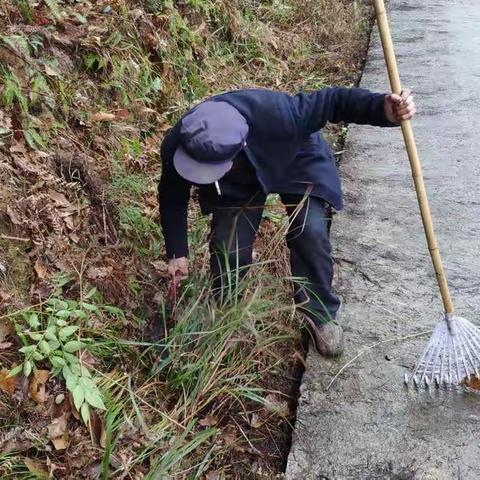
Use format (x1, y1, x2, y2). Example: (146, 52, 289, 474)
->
(405, 314, 480, 387)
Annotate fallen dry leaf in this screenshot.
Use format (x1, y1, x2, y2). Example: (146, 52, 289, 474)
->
(34, 258, 49, 279)
(250, 413, 263, 429)
(0, 319, 13, 342)
(86, 266, 112, 279)
(6, 205, 22, 225)
(264, 393, 290, 417)
(29, 369, 50, 403)
(463, 375, 480, 390)
(9, 141, 27, 155)
(0, 342, 13, 350)
(0, 368, 17, 394)
(206, 472, 222, 480)
(24, 458, 49, 479)
(89, 409, 106, 448)
(199, 415, 218, 427)
(48, 191, 72, 208)
(89, 112, 116, 122)
(48, 413, 70, 450)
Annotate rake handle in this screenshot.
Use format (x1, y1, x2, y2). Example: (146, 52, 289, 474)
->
(373, 0, 454, 315)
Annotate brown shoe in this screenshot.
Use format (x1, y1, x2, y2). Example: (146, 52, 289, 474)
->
(305, 316, 344, 358)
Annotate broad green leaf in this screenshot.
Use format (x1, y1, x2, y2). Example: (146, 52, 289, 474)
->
(23, 360, 32, 377)
(63, 352, 78, 364)
(56, 310, 72, 318)
(38, 340, 51, 355)
(19, 345, 36, 354)
(32, 351, 45, 361)
(44, 329, 58, 341)
(74, 12, 87, 24)
(8, 364, 23, 377)
(62, 365, 78, 391)
(80, 302, 99, 312)
(28, 313, 41, 329)
(59, 325, 79, 340)
(56, 319, 68, 327)
(45, 299, 68, 310)
(151, 76, 162, 92)
(50, 356, 66, 368)
(84, 389, 106, 410)
(79, 376, 95, 390)
(103, 305, 124, 316)
(80, 402, 90, 425)
(84, 287, 97, 300)
(28, 332, 43, 341)
(72, 310, 88, 319)
(63, 341, 85, 353)
(72, 384, 85, 410)
(48, 339, 61, 350)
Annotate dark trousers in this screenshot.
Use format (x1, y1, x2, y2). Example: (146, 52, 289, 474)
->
(208, 192, 341, 325)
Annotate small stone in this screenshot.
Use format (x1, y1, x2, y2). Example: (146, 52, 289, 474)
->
(55, 393, 65, 404)
(103, 5, 112, 14)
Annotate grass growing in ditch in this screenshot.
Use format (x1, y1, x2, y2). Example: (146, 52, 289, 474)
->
(1, 262, 300, 478)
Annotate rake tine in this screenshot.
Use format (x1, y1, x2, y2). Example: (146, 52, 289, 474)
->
(438, 327, 448, 385)
(459, 323, 480, 378)
(452, 326, 461, 384)
(410, 331, 438, 384)
(447, 332, 453, 386)
(457, 326, 472, 381)
(461, 322, 480, 361)
(423, 328, 444, 386)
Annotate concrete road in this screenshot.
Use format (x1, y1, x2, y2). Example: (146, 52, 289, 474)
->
(286, 0, 480, 478)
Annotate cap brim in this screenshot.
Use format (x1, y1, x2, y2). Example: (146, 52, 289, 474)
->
(173, 145, 233, 184)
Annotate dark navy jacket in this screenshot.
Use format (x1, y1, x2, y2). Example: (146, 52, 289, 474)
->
(159, 88, 395, 258)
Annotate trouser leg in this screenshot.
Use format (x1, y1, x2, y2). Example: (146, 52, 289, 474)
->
(209, 191, 267, 301)
(281, 194, 340, 325)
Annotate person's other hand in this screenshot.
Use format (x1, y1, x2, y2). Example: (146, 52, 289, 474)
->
(168, 257, 189, 280)
(384, 89, 416, 124)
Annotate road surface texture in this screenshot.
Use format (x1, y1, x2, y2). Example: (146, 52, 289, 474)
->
(286, 0, 480, 479)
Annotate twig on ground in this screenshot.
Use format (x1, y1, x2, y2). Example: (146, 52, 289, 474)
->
(0, 235, 31, 242)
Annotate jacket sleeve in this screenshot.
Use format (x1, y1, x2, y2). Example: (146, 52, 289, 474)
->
(292, 87, 396, 136)
(158, 130, 191, 259)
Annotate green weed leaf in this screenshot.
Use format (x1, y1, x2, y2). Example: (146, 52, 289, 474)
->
(84, 287, 97, 300)
(59, 325, 79, 340)
(72, 384, 85, 410)
(62, 365, 78, 391)
(38, 340, 51, 355)
(23, 360, 32, 377)
(81, 402, 90, 425)
(8, 364, 23, 378)
(28, 313, 41, 329)
(28, 332, 43, 341)
(50, 356, 66, 368)
(64, 341, 85, 353)
(85, 389, 106, 410)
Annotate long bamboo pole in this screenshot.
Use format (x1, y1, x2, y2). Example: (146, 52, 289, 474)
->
(373, 0, 454, 314)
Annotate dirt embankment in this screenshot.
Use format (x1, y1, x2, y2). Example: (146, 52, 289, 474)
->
(0, 1, 372, 478)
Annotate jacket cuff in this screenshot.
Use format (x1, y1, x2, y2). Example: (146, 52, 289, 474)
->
(372, 93, 397, 127)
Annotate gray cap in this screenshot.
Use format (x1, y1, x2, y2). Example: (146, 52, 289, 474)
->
(173, 101, 249, 184)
